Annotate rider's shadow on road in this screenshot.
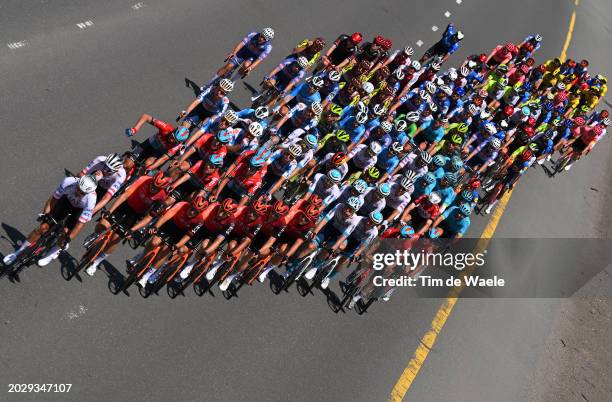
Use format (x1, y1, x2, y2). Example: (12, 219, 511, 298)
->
(0, 222, 26, 253)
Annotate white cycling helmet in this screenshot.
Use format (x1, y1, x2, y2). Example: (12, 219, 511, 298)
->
(460, 65, 470, 77)
(534, 34, 543, 42)
(346, 196, 363, 211)
(431, 62, 441, 71)
(399, 175, 414, 190)
(411, 60, 421, 70)
(557, 82, 566, 90)
(355, 111, 368, 124)
(456, 31, 465, 40)
(311, 102, 323, 115)
(468, 104, 479, 115)
(500, 119, 509, 129)
(369, 141, 383, 155)
(288, 144, 303, 158)
(254, 106, 269, 119)
(328, 70, 341, 82)
(297, 56, 309, 69)
(394, 68, 405, 81)
(311, 76, 325, 88)
(219, 78, 234, 92)
(425, 82, 437, 94)
(223, 109, 239, 124)
(78, 175, 97, 194)
(419, 90, 428, 100)
(428, 191, 442, 204)
(248, 122, 263, 137)
(380, 121, 393, 133)
(404, 46, 414, 57)
(372, 104, 386, 116)
(484, 122, 497, 134)
(104, 153, 123, 172)
(419, 150, 433, 164)
(404, 170, 419, 182)
(262, 27, 275, 41)
(362, 82, 375, 94)
(391, 141, 403, 153)
(394, 119, 408, 132)
(353, 179, 368, 194)
(428, 101, 438, 112)
(490, 138, 502, 149)
(405, 111, 420, 122)
(440, 85, 453, 96)
(356, 101, 368, 115)
(479, 109, 491, 119)
(448, 70, 458, 81)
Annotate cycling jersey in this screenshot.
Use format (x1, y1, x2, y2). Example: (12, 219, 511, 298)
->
(126, 175, 169, 214)
(283, 210, 316, 239)
(347, 144, 377, 170)
(272, 58, 305, 90)
(52, 177, 97, 223)
(435, 185, 456, 207)
(186, 161, 221, 192)
(236, 32, 272, 63)
(329, 34, 357, 65)
(308, 173, 341, 206)
(344, 217, 378, 252)
(418, 120, 445, 143)
(335, 186, 366, 207)
(202, 203, 236, 234)
(385, 183, 412, 210)
(289, 82, 322, 105)
(412, 177, 436, 198)
(440, 206, 471, 236)
(323, 203, 361, 237)
(193, 133, 228, 161)
(80, 156, 127, 197)
(231, 206, 264, 238)
(359, 188, 386, 215)
(412, 195, 441, 221)
(227, 161, 267, 197)
(195, 86, 230, 120)
(167, 202, 206, 234)
(147, 119, 177, 150)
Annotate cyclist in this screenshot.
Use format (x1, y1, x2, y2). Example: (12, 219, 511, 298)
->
(3, 175, 98, 267)
(83, 172, 173, 276)
(381, 175, 415, 222)
(420, 23, 464, 64)
(206, 27, 274, 86)
(128, 117, 190, 170)
(400, 191, 442, 237)
(304, 169, 343, 207)
(214, 148, 271, 207)
(173, 129, 231, 173)
(178, 79, 233, 129)
(252, 56, 310, 107)
(79, 153, 126, 215)
(315, 32, 362, 73)
(288, 37, 326, 67)
(431, 203, 472, 238)
(346, 141, 383, 177)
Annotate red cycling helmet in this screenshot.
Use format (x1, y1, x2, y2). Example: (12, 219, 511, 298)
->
(580, 59, 589, 67)
(555, 92, 568, 102)
(468, 178, 481, 190)
(593, 126, 603, 136)
(521, 149, 533, 161)
(526, 58, 535, 66)
(574, 116, 585, 126)
(272, 200, 290, 216)
(600, 110, 609, 118)
(503, 105, 515, 117)
(519, 64, 530, 74)
(331, 152, 348, 166)
(350, 32, 363, 44)
(478, 53, 487, 63)
(153, 171, 172, 189)
(526, 116, 536, 126)
(221, 198, 237, 214)
(524, 126, 535, 136)
(538, 65, 546, 73)
(192, 194, 209, 212)
(374, 35, 385, 46)
(382, 38, 393, 50)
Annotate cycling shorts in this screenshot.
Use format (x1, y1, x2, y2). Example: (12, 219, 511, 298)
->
(315, 223, 343, 247)
(234, 47, 259, 65)
(112, 202, 144, 231)
(158, 221, 186, 246)
(340, 236, 361, 257)
(185, 105, 216, 126)
(50, 196, 82, 231)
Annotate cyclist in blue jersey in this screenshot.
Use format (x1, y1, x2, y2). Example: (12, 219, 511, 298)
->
(252, 56, 309, 107)
(420, 23, 464, 64)
(178, 79, 233, 131)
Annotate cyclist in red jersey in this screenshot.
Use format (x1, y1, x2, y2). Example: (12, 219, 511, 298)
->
(83, 172, 173, 276)
(173, 130, 230, 173)
(125, 113, 190, 169)
(169, 154, 223, 201)
(213, 148, 271, 207)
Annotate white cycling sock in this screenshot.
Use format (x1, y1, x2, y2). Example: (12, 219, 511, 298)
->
(180, 264, 195, 279)
(140, 268, 155, 284)
(93, 252, 108, 266)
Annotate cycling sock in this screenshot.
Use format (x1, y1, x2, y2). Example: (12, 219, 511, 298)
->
(93, 252, 108, 266)
(15, 241, 31, 255)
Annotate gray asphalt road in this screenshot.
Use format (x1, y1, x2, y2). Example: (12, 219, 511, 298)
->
(0, 0, 610, 401)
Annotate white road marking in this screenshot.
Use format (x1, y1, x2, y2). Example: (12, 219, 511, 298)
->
(444, 11, 452, 18)
(76, 20, 94, 30)
(132, 2, 145, 10)
(416, 40, 424, 47)
(456, 0, 463, 4)
(432, 25, 439, 32)
(7, 40, 29, 49)
(65, 305, 88, 320)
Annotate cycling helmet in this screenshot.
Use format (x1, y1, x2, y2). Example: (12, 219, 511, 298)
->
(460, 65, 470, 77)
(458, 203, 472, 216)
(351, 32, 363, 44)
(405, 111, 420, 122)
(173, 127, 190, 143)
(455, 87, 466, 97)
(380, 121, 393, 133)
(484, 122, 497, 134)
(353, 179, 368, 194)
(355, 111, 368, 124)
(404, 169, 419, 182)
(450, 133, 464, 145)
(520, 149, 533, 161)
(439, 85, 452, 96)
(305, 133, 318, 148)
(376, 183, 391, 197)
(498, 77, 509, 87)
(104, 153, 123, 172)
(249, 150, 269, 168)
(425, 82, 437, 94)
(422, 172, 436, 185)
(521, 106, 531, 116)
(450, 156, 463, 171)
(456, 123, 469, 134)
(478, 89, 488, 98)
(192, 195, 209, 212)
(432, 155, 445, 167)
(262, 27, 275, 41)
(460, 189, 474, 202)
(411, 60, 421, 70)
(208, 154, 224, 167)
(399, 176, 414, 190)
(346, 196, 362, 211)
(356, 101, 368, 115)
(331, 152, 347, 166)
(400, 225, 416, 238)
(448, 69, 458, 81)
(219, 78, 234, 92)
(297, 56, 309, 69)
(327, 70, 341, 82)
(428, 191, 441, 204)
(311, 76, 325, 88)
(602, 118, 611, 126)
(369, 141, 383, 155)
(254, 106, 269, 120)
(372, 104, 387, 116)
(248, 122, 264, 137)
(418, 89, 428, 100)
(543, 101, 554, 111)
(391, 120, 406, 133)
(390, 141, 404, 153)
(443, 172, 458, 185)
(593, 125, 603, 136)
(428, 102, 438, 112)
(361, 82, 375, 94)
(500, 120, 509, 129)
(310, 102, 323, 115)
(216, 130, 232, 144)
(557, 82, 566, 90)
(526, 116, 536, 126)
(431, 62, 441, 71)
(288, 144, 303, 158)
(394, 69, 405, 81)
(221, 198, 238, 214)
(369, 211, 384, 225)
(534, 34, 543, 42)
(366, 166, 381, 180)
(468, 104, 479, 115)
(153, 171, 172, 188)
(223, 110, 239, 124)
(78, 175, 97, 194)
(335, 129, 350, 143)
(574, 116, 585, 126)
(327, 169, 342, 184)
(468, 178, 481, 189)
(490, 138, 502, 149)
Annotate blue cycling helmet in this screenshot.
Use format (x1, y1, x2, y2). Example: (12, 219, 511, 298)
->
(423, 172, 436, 184)
(563, 118, 574, 128)
(249, 147, 271, 167)
(459, 203, 472, 216)
(432, 155, 446, 167)
(327, 168, 342, 184)
(305, 134, 318, 148)
(216, 130, 232, 144)
(443, 172, 458, 185)
(346, 196, 362, 211)
(400, 225, 416, 238)
(173, 127, 190, 142)
(376, 183, 391, 197)
(543, 101, 554, 111)
(455, 87, 466, 97)
(208, 154, 223, 167)
(353, 179, 368, 194)
(428, 227, 443, 239)
(450, 156, 463, 171)
(521, 106, 531, 116)
(523, 82, 532, 91)
(369, 211, 384, 224)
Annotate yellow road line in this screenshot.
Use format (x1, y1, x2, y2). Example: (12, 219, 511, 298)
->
(388, 4, 580, 399)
